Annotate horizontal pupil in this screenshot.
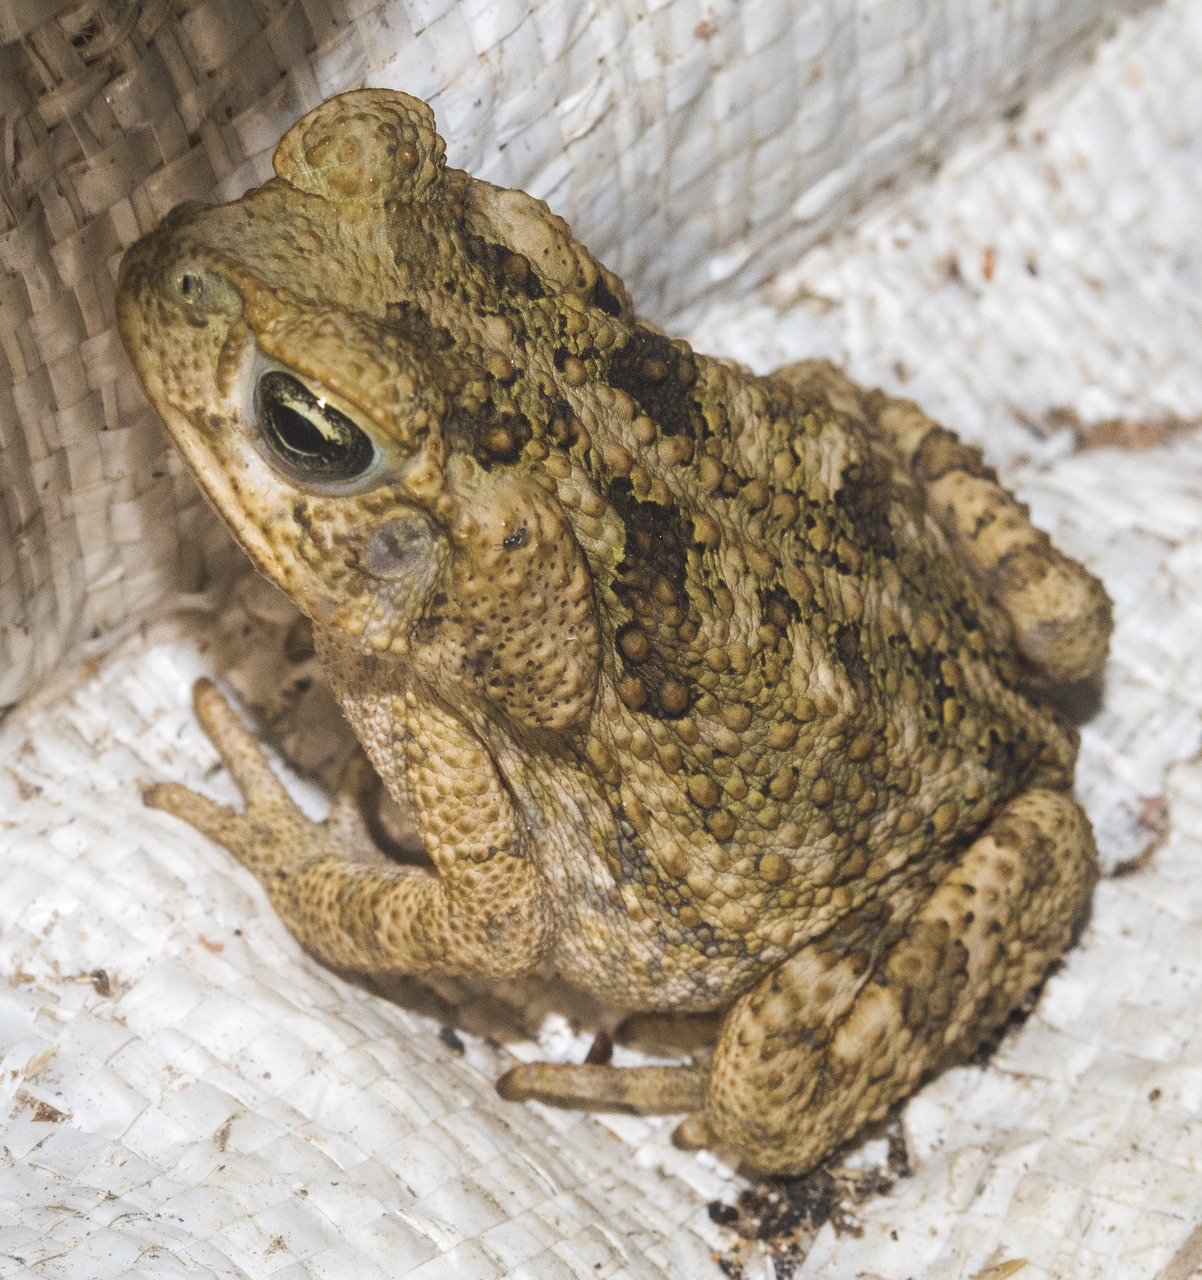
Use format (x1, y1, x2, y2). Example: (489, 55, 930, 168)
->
(255, 371, 374, 481)
(270, 402, 341, 457)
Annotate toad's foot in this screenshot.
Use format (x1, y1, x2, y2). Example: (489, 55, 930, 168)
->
(496, 1061, 707, 1115)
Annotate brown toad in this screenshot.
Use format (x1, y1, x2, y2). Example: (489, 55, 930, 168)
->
(117, 89, 1111, 1175)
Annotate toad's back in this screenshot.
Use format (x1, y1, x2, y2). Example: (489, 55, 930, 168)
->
(464, 334, 1084, 1010)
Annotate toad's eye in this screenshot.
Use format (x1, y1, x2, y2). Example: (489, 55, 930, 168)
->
(253, 371, 376, 484)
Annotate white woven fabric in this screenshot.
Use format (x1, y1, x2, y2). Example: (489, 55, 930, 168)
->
(4, 2, 1202, 1277)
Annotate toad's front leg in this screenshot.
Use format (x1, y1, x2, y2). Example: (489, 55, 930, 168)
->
(147, 679, 555, 978)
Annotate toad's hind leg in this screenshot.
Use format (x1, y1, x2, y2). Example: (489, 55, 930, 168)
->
(782, 361, 1112, 685)
(697, 787, 1097, 1176)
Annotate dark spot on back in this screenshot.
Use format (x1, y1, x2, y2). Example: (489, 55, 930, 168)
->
(605, 476, 700, 718)
(607, 327, 702, 439)
(835, 452, 896, 554)
(834, 621, 870, 688)
(462, 233, 545, 299)
(547, 398, 578, 447)
(592, 274, 624, 317)
(758, 585, 801, 629)
(384, 300, 455, 350)
(608, 476, 691, 598)
(445, 401, 533, 469)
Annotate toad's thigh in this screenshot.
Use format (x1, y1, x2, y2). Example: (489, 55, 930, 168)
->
(704, 787, 1097, 1175)
(779, 360, 1111, 685)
